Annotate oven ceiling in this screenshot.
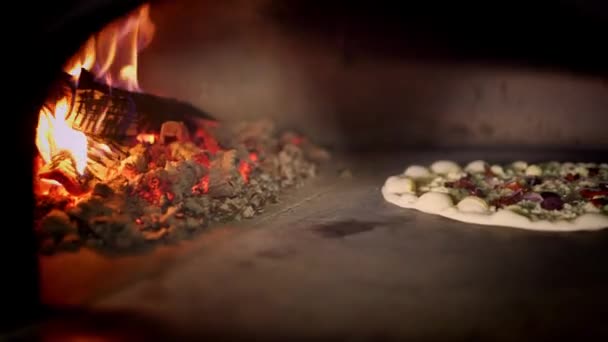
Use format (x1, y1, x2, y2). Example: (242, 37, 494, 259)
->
(16, 0, 608, 77)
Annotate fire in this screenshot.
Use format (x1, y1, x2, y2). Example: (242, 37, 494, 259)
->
(192, 175, 210, 194)
(239, 161, 252, 183)
(63, 4, 155, 91)
(194, 127, 221, 155)
(35, 4, 156, 195)
(249, 152, 259, 163)
(35, 98, 88, 175)
(137, 133, 157, 144)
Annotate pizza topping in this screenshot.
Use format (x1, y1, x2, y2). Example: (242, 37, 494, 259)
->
(591, 197, 608, 208)
(525, 164, 543, 176)
(446, 176, 474, 190)
(588, 167, 600, 177)
(403, 165, 431, 179)
(430, 160, 461, 175)
(526, 176, 543, 187)
(445, 175, 485, 197)
(464, 160, 487, 174)
(580, 188, 608, 199)
(490, 165, 506, 178)
(511, 161, 528, 172)
(565, 173, 581, 182)
(504, 180, 524, 192)
(540, 192, 565, 211)
(493, 190, 524, 207)
(457, 196, 489, 213)
(522, 192, 544, 202)
(389, 160, 608, 223)
(540, 191, 561, 199)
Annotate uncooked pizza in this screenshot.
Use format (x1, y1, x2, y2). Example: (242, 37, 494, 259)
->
(382, 160, 608, 231)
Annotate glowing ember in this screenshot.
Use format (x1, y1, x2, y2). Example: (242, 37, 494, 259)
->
(63, 4, 155, 91)
(290, 136, 305, 146)
(137, 133, 157, 144)
(135, 175, 171, 205)
(249, 152, 259, 163)
(192, 175, 210, 194)
(194, 153, 211, 168)
(37, 179, 70, 197)
(166, 191, 175, 201)
(195, 127, 221, 154)
(35, 98, 88, 175)
(239, 161, 252, 183)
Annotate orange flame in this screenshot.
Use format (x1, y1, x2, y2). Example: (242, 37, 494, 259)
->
(36, 98, 88, 175)
(63, 4, 155, 91)
(35, 4, 156, 194)
(137, 133, 157, 144)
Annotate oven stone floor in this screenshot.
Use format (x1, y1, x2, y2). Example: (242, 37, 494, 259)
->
(14, 148, 608, 341)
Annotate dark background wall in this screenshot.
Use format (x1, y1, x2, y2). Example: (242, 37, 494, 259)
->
(139, 0, 608, 151)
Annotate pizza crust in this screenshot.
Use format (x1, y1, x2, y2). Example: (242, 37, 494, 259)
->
(382, 161, 608, 231)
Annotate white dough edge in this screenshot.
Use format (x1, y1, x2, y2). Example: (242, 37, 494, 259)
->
(382, 175, 608, 232)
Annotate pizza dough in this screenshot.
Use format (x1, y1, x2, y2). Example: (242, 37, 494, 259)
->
(382, 160, 608, 231)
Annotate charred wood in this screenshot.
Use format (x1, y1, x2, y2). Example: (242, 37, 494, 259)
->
(54, 68, 216, 143)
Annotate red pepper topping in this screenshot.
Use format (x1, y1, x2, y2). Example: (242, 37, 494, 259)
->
(591, 197, 608, 208)
(580, 188, 608, 199)
(492, 190, 524, 207)
(564, 173, 580, 182)
(504, 180, 523, 192)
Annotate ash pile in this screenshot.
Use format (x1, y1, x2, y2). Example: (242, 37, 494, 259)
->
(35, 119, 330, 253)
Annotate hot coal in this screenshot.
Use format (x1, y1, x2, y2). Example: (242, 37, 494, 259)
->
(34, 120, 328, 253)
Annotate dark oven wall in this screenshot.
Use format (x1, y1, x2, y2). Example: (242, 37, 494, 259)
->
(139, 0, 608, 152)
(6, 0, 148, 332)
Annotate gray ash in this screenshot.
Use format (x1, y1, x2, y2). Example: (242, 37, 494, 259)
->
(35, 120, 328, 254)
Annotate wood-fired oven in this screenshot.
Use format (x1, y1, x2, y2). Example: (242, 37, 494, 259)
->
(5, 0, 608, 340)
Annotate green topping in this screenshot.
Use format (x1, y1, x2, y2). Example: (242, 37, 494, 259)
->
(423, 161, 608, 221)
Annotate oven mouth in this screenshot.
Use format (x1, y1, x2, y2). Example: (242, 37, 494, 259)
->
(6, 0, 608, 339)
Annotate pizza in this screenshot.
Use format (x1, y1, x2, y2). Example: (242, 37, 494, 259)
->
(382, 160, 608, 231)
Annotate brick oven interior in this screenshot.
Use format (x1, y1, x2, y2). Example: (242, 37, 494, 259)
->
(5, 0, 608, 340)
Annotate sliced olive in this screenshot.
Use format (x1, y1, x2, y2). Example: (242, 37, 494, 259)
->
(541, 197, 564, 211)
(540, 192, 561, 199)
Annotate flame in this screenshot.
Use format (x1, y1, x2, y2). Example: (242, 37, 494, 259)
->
(35, 4, 156, 194)
(65, 37, 95, 81)
(137, 133, 157, 144)
(35, 98, 88, 175)
(63, 4, 155, 91)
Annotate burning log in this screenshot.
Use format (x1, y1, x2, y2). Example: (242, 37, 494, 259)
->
(61, 69, 216, 143)
(37, 137, 127, 195)
(86, 136, 127, 181)
(38, 150, 88, 196)
(160, 121, 190, 144)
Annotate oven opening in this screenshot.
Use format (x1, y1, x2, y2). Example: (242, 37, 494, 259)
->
(7, 0, 608, 340)
(34, 3, 329, 253)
